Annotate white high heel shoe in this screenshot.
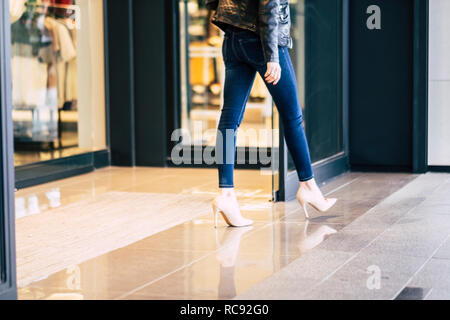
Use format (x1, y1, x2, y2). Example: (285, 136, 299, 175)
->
(297, 187, 337, 219)
(212, 195, 254, 228)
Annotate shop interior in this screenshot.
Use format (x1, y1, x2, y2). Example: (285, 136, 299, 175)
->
(9, 0, 106, 167)
(179, 0, 276, 150)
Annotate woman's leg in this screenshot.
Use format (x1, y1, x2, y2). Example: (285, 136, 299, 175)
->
(256, 47, 336, 217)
(256, 47, 314, 182)
(217, 61, 257, 189)
(212, 35, 257, 228)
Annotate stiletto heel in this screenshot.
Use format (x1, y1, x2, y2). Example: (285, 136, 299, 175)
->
(300, 201, 310, 219)
(215, 211, 219, 229)
(212, 195, 253, 228)
(212, 203, 219, 228)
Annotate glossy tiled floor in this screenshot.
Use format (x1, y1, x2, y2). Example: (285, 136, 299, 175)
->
(237, 173, 450, 300)
(16, 167, 417, 300)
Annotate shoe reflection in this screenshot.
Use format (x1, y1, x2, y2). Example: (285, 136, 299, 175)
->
(215, 226, 253, 299)
(297, 220, 337, 254)
(214, 222, 336, 299)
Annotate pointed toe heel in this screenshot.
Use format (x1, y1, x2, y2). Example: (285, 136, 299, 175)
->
(212, 196, 254, 228)
(297, 189, 338, 219)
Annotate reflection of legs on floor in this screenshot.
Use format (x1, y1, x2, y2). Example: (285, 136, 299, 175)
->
(297, 220, 337, 254)
(218, 266, 236, 300)
(216, 226, 253, 267)
(216, 226, 253, 299)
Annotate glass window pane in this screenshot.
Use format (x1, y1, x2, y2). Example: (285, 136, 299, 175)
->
(10, 0, 106, 166)
(179, 0, 274, 150)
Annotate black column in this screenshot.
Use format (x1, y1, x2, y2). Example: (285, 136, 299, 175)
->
(133, 0, 168, 166)
(0, 0, 17, 300)
(412, 0, 429, 173)
(106, 0, 136, 166)
(349, 0, 414, 171)
(106, 0, 169, 167)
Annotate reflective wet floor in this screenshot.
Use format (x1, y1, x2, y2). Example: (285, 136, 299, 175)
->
(16, 167, 418, 300)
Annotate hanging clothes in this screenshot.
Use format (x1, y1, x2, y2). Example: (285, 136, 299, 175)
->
(11, 11, 54, 108)
(46, 17, 77, 109)
(10, 0, 27, 24)
(11, 54, 49, 108)
(11, 6, 60, 141)
(58, 18, 78, 108)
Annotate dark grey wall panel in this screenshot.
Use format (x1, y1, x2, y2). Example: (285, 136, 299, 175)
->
(106, 0, 136, 166)
(350, 0, 414, 169)
(305, 0, 344, 164)
(106, 0, 168, 167)
(133, 0, 168, 166)
(412, 0, 428, 173)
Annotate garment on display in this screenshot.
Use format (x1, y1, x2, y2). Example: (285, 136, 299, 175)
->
(10, 0, 78, 147)
(10, 0, 27, 24)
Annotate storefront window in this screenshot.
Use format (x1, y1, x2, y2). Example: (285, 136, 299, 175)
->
(9, 0, 106, 167)
(179, 0, 274, 150)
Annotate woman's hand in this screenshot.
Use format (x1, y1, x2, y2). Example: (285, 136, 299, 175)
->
(265, 62, 282, 85)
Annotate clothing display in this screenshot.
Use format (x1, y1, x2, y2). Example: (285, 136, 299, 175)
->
(10, 0, 27, 24)
(11, 0, 78, 145)
(12, 55, 49, 108)
(53, 18, 78, 109)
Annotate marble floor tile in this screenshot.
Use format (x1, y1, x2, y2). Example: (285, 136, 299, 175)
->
(425, 288, 450, 300)
(117, 251, 299, 300)
(20, 247, 207, 300)
(433, 237, 450, 260)
(17, 168, 439, 300)
(408, 258, 450, 290)
(282, 198, 381, 226)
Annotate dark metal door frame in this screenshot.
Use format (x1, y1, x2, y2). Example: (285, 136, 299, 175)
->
(0, 0, 17, 300)
(412, 0, 429, 174)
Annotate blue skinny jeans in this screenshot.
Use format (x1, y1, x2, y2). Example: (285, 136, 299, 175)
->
(217, 27, 314, 188)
